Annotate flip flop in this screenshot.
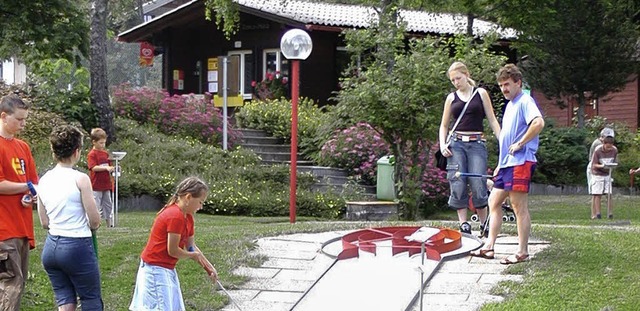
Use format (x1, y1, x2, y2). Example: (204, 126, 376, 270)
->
(500, 253, 529, 265)
(469, 248, 494, 259)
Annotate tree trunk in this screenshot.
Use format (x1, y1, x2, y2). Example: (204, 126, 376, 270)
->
(90, 0, 115, 143)
(466, 13, 474, 36)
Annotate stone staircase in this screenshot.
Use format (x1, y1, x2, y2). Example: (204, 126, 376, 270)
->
(237, 128, 375, 196)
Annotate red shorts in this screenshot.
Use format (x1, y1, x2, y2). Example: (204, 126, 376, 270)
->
(493, 161, 536, 193)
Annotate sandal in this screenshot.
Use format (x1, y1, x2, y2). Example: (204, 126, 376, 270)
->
(469, 248, 494, 259)
(500, 253, 529, 265)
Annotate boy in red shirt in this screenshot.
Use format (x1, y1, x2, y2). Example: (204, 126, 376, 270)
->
(0, 95, 39, 310)
(87, 128, 115, 227)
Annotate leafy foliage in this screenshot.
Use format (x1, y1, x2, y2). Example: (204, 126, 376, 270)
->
(0, 0, 89, 63)
(235, 97, 328, 158)
(251, 71, 288, 100)
(26, 117, 346, 218)
(27, 59, 97, 130)
(493, 0, 640, 127)
(534, 123, 590, 185)
(318, 122, 390, 184)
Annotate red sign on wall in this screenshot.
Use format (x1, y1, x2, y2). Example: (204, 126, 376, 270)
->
(139, 42, 155, 67)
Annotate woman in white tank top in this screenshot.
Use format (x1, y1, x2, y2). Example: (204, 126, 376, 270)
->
(37, 125, 103, 311)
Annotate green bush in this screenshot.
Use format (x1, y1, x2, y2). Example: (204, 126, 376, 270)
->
(24, 116, 346, 219)
(104, 118, 345, 218)
(534, 121, 589, 185)
(235, 97, 328, 158)
(28, 59, 97, 130)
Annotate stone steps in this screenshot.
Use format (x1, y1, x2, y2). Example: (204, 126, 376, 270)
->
(237, 128, 376, 196)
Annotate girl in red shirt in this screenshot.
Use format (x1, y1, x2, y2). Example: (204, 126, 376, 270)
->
(129, 177, 217, 311)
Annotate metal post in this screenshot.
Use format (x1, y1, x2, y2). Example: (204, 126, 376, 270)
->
(289, 60, 299, 223)
(114, 158, 120, 227)
(420, 241, 425, 310)
(607, 167, 613, 216)
(222, 57, 228, 151)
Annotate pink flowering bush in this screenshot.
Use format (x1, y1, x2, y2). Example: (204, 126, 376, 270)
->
(251, 71, 287, 100)
(318, 122, 448, 207)
(318, 123, 390, 184)
(111, 84, 239, 147)
(418, 144, 449, 211)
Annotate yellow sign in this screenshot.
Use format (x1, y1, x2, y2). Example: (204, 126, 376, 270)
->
(208, 58, 218, 70)
(213, 95, 244, 107)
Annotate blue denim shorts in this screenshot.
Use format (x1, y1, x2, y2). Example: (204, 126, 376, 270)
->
(446, 139, 489, 209)
(41, 234, 103, 310)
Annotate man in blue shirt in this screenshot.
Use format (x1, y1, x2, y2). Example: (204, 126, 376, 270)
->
(470, 64, 545, 264)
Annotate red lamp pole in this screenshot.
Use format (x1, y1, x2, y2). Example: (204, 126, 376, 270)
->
(289, 59, 300, 223)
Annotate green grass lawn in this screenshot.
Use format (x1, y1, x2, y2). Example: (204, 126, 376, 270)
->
(22, 195, 640, 310)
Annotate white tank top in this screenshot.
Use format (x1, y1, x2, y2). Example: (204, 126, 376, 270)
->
(39, 166, 91, 238)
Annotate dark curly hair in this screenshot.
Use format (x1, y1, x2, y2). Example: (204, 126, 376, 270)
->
(50, 125, 83, 161)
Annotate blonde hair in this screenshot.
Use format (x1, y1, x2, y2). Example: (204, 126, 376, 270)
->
(448, 62, 476, 87)
(160, 177, 209, 213)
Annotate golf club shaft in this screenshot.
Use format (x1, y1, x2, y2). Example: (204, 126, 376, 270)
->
(456, 172, 492, 178)
(217, 280, 244, 311)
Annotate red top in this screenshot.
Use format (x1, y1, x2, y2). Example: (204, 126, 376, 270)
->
(0, 138, 39, 248)
(141, 204, 194, 269)
(87, 148, 112, 191)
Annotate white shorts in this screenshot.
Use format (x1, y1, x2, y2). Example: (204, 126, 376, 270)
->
(129, 260, 185, 311)
(590, 175, 612, 195)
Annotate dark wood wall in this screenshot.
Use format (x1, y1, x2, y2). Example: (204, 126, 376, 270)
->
(154, 7, 342, 105)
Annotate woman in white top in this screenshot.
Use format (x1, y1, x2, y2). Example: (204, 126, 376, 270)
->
(37, 125, 103, 311)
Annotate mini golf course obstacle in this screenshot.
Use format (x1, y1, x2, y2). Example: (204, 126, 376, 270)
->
(290, 226, 482, 311)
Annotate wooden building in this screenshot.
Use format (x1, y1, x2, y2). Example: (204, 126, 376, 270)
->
(118, 0, 514, 105)
(534, 76, 640, 130)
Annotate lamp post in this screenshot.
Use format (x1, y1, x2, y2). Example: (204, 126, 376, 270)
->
(280, 29, 313, 224)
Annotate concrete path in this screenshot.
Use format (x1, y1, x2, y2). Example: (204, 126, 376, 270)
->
(222, 228, 550, 311)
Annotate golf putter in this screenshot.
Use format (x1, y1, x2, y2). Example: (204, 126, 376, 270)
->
(454, 172, 493, 178)
(217, 280, 244, 311)
(188, 246, 244, 310)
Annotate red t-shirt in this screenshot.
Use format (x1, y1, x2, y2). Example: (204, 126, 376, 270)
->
(0, 138, 39, 248)
(87, 148, 112, 191)
(141, 204, 194, 269)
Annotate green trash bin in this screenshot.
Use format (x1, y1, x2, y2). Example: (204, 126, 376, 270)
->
(376, 155, 396, 200)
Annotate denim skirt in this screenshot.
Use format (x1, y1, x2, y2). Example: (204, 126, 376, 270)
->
(129, 260, 185, 311)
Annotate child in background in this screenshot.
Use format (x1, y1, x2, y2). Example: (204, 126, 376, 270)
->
(87, 128, 115, 227)
(591, 133, 618, 219)
(129, 177, 218, 311)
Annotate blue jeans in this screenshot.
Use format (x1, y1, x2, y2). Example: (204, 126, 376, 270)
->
(42, 234, 103, 310)
(446, 139, 488, 209)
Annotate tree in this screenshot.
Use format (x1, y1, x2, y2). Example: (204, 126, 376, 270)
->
(90, 0, 115, 141)
(0, 0, 89, 63)
(493, 0, 640, 128)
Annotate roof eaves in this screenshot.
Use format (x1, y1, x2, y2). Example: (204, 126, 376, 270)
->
(118, 0, 199, 42)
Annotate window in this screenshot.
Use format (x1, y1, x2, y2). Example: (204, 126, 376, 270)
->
(228, 50, 254, 99)
(262, 49, 289, 81)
